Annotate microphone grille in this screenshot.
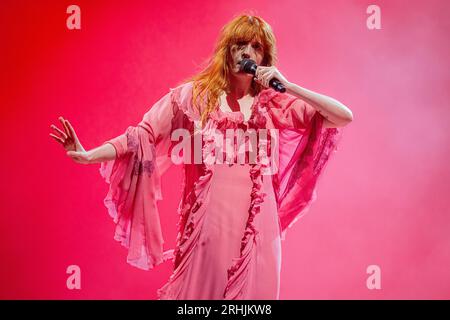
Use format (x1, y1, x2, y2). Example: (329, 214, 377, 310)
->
(239, 59, 256, 73)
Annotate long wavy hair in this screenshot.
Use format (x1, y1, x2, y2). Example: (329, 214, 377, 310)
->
(182, 13, 278, 128)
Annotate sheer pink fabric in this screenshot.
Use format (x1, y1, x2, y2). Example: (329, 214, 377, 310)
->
(99, 81, 342, 299)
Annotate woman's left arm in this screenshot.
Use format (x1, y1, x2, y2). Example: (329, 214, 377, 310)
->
(255, 66, 354, 128)
(285, 82, 353, 128)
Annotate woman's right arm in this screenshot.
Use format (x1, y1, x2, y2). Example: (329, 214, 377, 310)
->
(53, 83, 190, 270)
(86, 143, 116, 164)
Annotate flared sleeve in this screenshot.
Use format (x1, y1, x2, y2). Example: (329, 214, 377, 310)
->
(98, 85, 187, 270)
(265, 90, 344, 240)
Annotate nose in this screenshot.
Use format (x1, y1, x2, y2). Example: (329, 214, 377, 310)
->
(241, 52, 250, 60)
(241, 44, 254, 60)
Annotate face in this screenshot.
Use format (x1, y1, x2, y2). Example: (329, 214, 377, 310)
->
(229, 39, 264, 76)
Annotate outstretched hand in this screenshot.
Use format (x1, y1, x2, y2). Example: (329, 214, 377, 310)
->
(49, 116, 91, 164)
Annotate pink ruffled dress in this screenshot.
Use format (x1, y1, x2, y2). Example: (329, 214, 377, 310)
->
(99, 81, 342, 299)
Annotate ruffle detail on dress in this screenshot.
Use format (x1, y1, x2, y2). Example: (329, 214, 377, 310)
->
(222, 105, 271, 299)
(223, 159, 268, 300)
(99, 125, 174, 270)
(210, 107, 245, 125)
(157, 120, 217, 300)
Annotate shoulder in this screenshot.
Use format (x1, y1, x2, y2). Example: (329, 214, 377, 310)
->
(169, 81, 200, 121)
(170, 81, 194, 102)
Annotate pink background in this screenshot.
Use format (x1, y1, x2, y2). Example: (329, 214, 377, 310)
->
(0, 0, 449, 299)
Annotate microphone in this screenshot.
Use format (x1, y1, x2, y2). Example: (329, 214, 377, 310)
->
(238, 58, 286, 93)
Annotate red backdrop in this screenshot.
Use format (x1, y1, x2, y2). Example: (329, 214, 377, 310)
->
(0, 0, 449, 299)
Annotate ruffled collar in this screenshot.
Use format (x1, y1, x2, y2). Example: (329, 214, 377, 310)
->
(209, 88, 279, 127)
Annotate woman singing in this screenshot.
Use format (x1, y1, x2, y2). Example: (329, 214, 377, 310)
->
(49, 14, 353, 300)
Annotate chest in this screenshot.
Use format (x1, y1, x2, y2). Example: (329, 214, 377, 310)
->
(219, 93, 255, 123)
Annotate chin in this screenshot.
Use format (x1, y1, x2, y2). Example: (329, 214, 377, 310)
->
(235, 70, 252, 78)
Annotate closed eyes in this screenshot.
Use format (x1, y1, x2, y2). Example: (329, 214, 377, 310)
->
(236, 41, 263, 50)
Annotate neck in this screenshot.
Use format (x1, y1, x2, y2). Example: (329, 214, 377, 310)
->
(227, 73, 254, 98)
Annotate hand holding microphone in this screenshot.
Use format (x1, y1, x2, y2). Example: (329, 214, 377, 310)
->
(238, 58, 287, 93)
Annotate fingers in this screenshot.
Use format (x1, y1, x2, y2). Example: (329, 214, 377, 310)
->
(50, 124, 68, 140)
(255, 67, 275, 88)
(255, 66, 269, 78)
(264, 71, 275, 87)
(49, 133, 64, 144)
(254, 73, 269, 88)
(254, 68, 263, 84)
(65, 119, 78, 142)
(59, 116, 72, 139)
(50, 116, 73, 146)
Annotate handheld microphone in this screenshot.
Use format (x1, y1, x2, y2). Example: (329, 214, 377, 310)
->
(238, 58, 286, 93)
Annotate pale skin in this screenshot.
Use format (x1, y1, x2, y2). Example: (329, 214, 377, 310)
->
(226, 39, 353, 128)
(50, 38, 353, 164)
(49, 116, 116, 164)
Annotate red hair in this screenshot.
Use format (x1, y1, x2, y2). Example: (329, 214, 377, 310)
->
(182, 13, 278, 127)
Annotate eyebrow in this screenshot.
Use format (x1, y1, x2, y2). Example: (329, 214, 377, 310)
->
(236, 40, 263, 46)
